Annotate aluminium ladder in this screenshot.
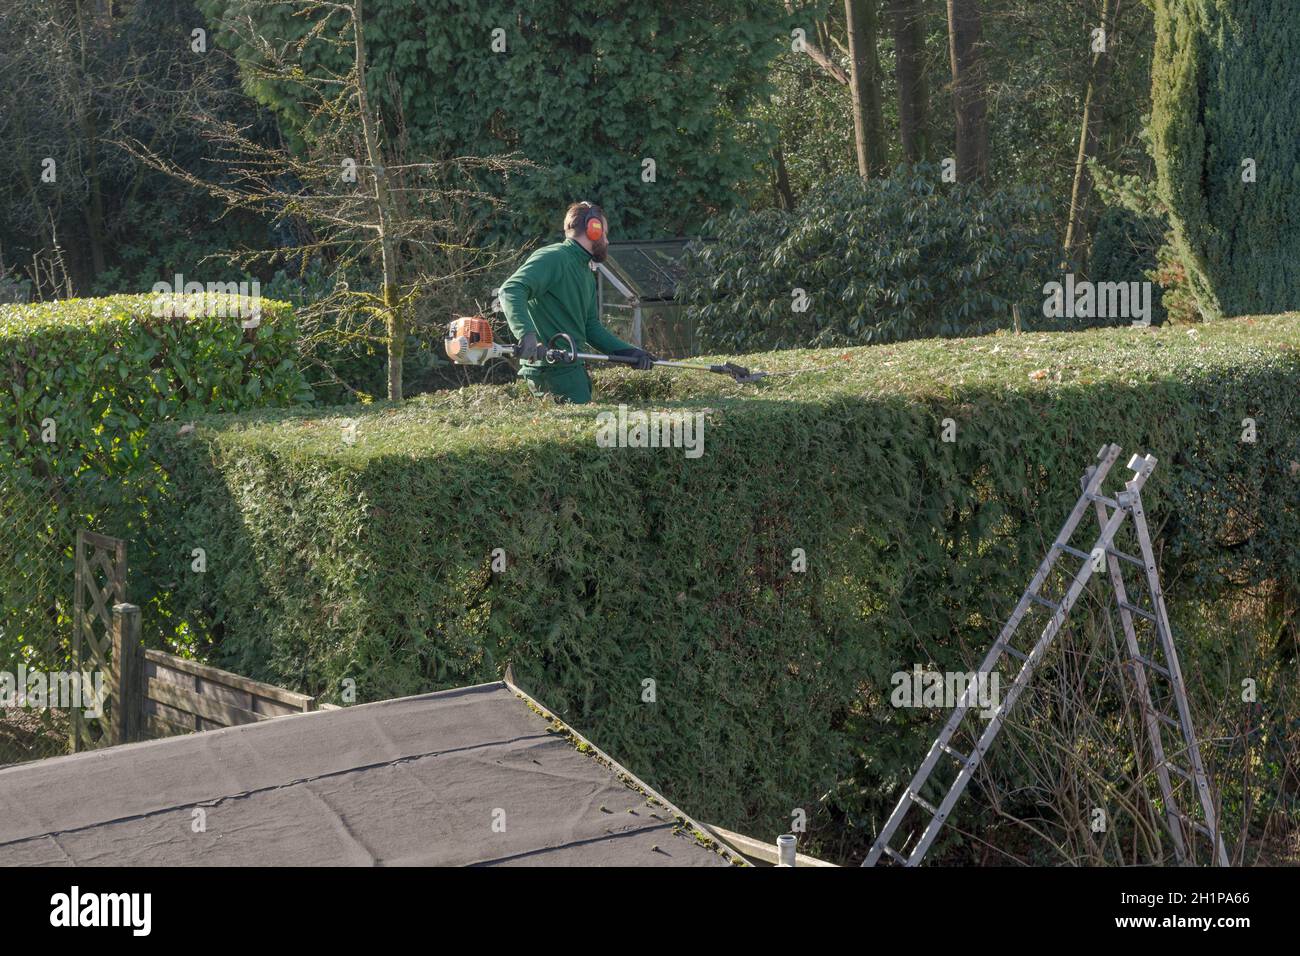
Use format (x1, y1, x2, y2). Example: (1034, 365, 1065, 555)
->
(863, 444, 1229, 867)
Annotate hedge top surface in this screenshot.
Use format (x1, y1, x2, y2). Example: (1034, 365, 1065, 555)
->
(0, 293, 290, 338)
(177, 315, 1299, 460)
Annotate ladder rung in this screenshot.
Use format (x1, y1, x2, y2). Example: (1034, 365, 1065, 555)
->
(883, 846, 908, 864)
(1056, 543, 1092, 562)
(940, 743, 969, 765)
(1027, 591, 1060, 611)
(1065, 539, 1144, 568)
(1165, 762, 1193, 781)
(1106, 548, 1144, 567)
(1133, 655, 1171, 679)
(908, 791, 938, 815)
(1087, 493, 1121, 509)
(1118, 600, 1156, 621)
(1174, 811, 1215, 839)
(1153, 711, 1181, 730)
(1002, 644, 1029, 663)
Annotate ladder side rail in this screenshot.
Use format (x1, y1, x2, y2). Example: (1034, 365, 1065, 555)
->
(904, 498, 1136, 865)
(981, 442, 1123, 665)
(1128, 491, 1231, 867)
(862, 447, 1122, 866)
(1091, 495, 1188, 862)
(861, 670, 986, 867)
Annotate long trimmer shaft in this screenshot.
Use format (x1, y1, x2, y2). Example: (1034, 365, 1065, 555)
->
(445, 317, 766, 384)
(546, 333, 767, 383)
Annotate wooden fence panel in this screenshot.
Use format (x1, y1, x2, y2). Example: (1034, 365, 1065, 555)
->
(136, 647, 314, 739)
(104, 603, 317, 743)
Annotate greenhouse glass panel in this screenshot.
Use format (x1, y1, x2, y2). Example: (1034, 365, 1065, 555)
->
(596, 239, 698, 358)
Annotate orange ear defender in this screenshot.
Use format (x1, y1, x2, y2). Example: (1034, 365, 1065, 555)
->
(576, 202, 605, 242)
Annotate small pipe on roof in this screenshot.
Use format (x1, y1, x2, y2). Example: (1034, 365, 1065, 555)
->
(777, 834, 797, 867)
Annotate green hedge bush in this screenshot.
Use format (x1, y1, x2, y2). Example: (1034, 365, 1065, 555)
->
(146, 316, 1300, 855)
(198, 0, 788, 244)
(1089, 206, 1168, 325)
(0, 294, 313, 668)
(1152, 0, 1300, 320)
(680, 167, 1071, 354)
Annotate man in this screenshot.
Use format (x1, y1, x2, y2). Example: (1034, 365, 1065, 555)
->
(498, 201, 655, 404)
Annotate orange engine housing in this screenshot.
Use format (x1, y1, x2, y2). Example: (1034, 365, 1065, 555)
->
(445, 315, 494, 362)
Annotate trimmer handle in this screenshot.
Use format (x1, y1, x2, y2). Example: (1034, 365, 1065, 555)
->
(543, 332, 639, 367)
(544, 332, 577, 365)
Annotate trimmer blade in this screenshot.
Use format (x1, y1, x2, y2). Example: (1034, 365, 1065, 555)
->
(717, 362, 768, 383)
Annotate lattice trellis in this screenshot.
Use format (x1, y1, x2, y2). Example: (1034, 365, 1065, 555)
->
(72, 530, 126, 752)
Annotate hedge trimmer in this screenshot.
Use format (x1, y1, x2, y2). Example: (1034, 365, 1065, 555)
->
(445, 316, 767, 383)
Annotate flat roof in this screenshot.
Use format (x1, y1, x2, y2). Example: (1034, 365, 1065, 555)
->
(0, 681, 740, 867)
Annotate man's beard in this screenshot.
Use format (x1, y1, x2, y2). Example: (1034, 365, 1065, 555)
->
(590, 238, 610, 263)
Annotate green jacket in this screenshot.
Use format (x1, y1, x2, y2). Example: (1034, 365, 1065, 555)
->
(499, 239, 632, 398)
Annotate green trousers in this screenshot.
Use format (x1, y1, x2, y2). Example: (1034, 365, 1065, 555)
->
(520, 363, 592, 404)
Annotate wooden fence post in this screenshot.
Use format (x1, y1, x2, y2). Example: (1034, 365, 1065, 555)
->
(111, 603, 144, 745)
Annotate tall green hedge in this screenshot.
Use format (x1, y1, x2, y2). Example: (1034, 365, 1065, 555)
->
(0, 294, 313, 668)
(1151, 1, 1300, 319)
(146, 316, 1300, 851)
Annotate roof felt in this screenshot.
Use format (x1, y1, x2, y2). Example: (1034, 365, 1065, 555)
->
(0, 682, 736, 867)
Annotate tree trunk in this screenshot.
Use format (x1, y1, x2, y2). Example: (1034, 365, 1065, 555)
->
(946, 0, 988, 183)
(352, 0, 404, 401)
(845, 0, 887, 177)
(1064, 0, 1123, 266)
(772, 142, 796, 210)
(74, 0, 108, 284)
(891, 0, 929, 163)
(79, 112, 109, 280)
(785, 3, 850, 84)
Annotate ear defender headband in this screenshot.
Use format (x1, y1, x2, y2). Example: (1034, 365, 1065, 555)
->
(578, 203, 605, 242)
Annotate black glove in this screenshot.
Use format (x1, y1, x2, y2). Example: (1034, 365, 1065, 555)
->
(612, 347, 656, 371)
(516, 332, 546, 362)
